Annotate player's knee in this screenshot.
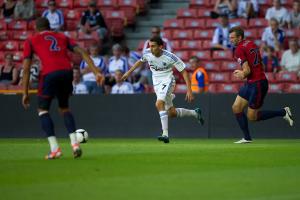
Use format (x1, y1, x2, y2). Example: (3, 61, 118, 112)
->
(247, 113, 257, 121)
(155, 101, 164, 111)
(232, 104, 241, 113)
(168, 109, 177, 118)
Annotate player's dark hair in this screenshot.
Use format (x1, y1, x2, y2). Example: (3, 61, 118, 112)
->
(149, 36, 164, 46)
(36, 17, 50, 31)
(229, 26, 244, 39)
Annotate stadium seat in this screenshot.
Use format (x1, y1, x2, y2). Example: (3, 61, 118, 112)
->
(35, 0, 49, 8)
(212, 50, 233, 61)
(12, 31, 33, 40)
(244, 29, 258, 39)
(205, 19, 220, 29)
(161, 30, 172, 40)
(265, 72, 275, 83)
(173, 30, 193, 40)
(64, 10, 81, 20)
(190, 50, 211, 60)
(202, 61, 220, 72)
(27, 20, 35, 30)
(174, 51, 190, 62)
(174, 84, 187, 93)
(248, 18, 268, 28)
(104, 10, 125, 37)
(170, 40, 181, 51)
(119, 7, 136, 26)
(181, 40, 202, 50)
(189, 0, 210, 8)
(217, 83, 239, 93)
(176, 8, 197, 19)
(65, 20, 79, 30)
(0, 84, 7, 90)
(73, 0, 90, 8)
(64, 31, 78, 39)
(98, 0, 118, 10)
(280, 0, 294, 7)
(0, 19, 7, 30)
(78, 31, 99, 41)
(137, 40, 145, 51)
(56, 0, 74, 8)
(284, 29, 299, 39)
(208, 84, 218, 93)
(220, 61, 238, 71)
(284, 83, 300, 93)
(0, 31, 9, 40)
(268, 83, 284, 93)
(209, 72, 230, 83)
(163, 19, 184, 30)
(119, 0, 139, 13)
(197, 8, 211, 18)
(230, 73, 243, 83)
(230, 18, 248, 28)
(12, 51, 23, 62)
(7, 20, 27, 30)
(136, 0, 147, 14)
(201, 40, 212, 50)
(193, 29, 214, 40)
(275, 72, 298, 82)
(184, 19, 205, 29)
(0, 41, 19, 51)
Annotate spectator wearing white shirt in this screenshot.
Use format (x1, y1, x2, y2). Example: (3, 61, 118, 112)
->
(288, 1, 300, 29)
(111, 70, 134, 94)
(211, 14, 234, 50)
(107, 44, 129, 75)
(265, 0, 289, 28)
(42, 0, 64, 31)
(261, 18, 285, 52)
(80, 44, 105, 94)
(142, 26, 172, 54)
(237, 0, 259, 19)
(73, 68, 88, 94)
(280, 39, 300, 76)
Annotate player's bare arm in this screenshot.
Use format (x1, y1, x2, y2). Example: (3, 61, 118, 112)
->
(181, 69, 194, 103)
(121, 60, 143, 81)
(74, 46, 104, 85)
(233, 61, 250, 80)
(22, 58, 32, 109)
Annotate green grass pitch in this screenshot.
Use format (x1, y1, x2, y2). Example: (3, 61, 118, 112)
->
(0, 139, 300, 200)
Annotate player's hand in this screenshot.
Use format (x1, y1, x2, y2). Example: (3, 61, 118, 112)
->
(22, 94, 30, 110)
(121, 72, 130, 81)
(233, 70, 245, 80)
(95, 73, 104, 86)
(185, 89, 194, 103)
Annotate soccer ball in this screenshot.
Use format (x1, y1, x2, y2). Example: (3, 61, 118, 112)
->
(75, 129, 88, 143)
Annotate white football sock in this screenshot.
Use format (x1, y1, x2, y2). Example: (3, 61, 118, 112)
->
(176, 108, 197, 118)
(69, 133, 77, 146)
(47, 136, 59, 152)
(159, 111, 168, 137)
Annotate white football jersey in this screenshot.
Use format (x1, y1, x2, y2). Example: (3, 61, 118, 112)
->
(141, 49, 186, 84)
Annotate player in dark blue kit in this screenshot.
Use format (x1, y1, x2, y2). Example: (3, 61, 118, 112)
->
(22, 17, 103, 159)
(229, 26, 294, 144)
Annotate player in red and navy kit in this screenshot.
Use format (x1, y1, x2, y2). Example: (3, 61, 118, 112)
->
(229, 26, 294, 144)
(22, 17, 103, 159)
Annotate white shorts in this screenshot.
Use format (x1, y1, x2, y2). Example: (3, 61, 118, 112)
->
(154, 76, 176, 110)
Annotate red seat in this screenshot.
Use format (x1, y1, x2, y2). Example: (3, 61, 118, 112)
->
(201, 40, 212, 50)
(202, 61, 220, 72)
(137, 0, 147, 14)
(194, 29, 214, 40)
(275, 72, 298, 82)
(217, 83, 239, 93)
(197, 8, 211, 18)
(189, 0, 209, 8)
(35, 0, 49, 8)
(181, 40, 202, 50)
(7, 20, 27, 30)
(64, 10, 81, 20)
(280, 0, 294, 7)
(65, 20, 79, 30)
(210, 72, 230, 83)
(78, 31, 99, 41)
(73, 0, 90, 8)
(0, 31, 9, 40)
(56, 0, 74, 8)
(230, 73, 243, 83)
(173, 30, 193, 40)
(170, 40, 181, 50)
(284, 83, 300, 93)
(0, 41, 19, 51)
(104, 10, 125, 37)
(220, 61, 238, 71)
(64, 31, 78, 39)
(230, 18, 248, 28)
(12, 51, 23, 62)
(174, 51, 190, 62)
(285, 29, 299, 39)
(190, 50, 211, 60)
(120, 7, 136, 26)
(205, 19, 219, 29)
(208, 84, 218, 93)
(0, 19, 7, 30)
(163, 19, 184, 30)
(248, 18, 268, 28)
(104, 10, 125, 22)
(177, 8, 197, 19)
(212, 50, 233, 61)
(161, 30, 172, 40)
(265, 72, 275, 83)
(118, 0, 139, 12)
(174, 84, 187, 93)
(27, 20, 35, 30)
(244, 29, 258, 39)
(268, 83, 284, 93)
(12, 31, 33, 40)
(184, 19, 205, 29)
(98, 0, 118, 9)
(137, 40, 145, 51)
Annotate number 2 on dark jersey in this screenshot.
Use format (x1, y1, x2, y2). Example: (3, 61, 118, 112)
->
(250, 48, 260, 66)
(44, 35, 61, 51)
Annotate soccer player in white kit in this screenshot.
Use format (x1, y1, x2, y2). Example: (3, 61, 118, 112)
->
(122, 36, 204, 143)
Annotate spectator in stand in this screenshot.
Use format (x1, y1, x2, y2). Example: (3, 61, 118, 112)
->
(142, 26, 172, 53)
(211, 14, 234, 50)
(19, 56, 40, 89)
(79, 1, 107, 40)
(237, 0, 259, 19)
(265, 0, 289, 28)
(262, 46, 280, 73)
(280, 39, 300, 76)
(0, 53, 19, 85)
(80, 44, 105, 94)
(0, 0, 16, 21)
(14, 0, 35, 21)
(189, 56, 209, 93)
(73, 68, 88, 94)
(211, 0, 237, 19)
(42, 0, 64, 31)
(111, 70, 134, 94)
(288, 1, 300, 29)
(261, 18, 285, 52)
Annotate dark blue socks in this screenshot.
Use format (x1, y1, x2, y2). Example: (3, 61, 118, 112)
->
(63, 111, 76, 133)
(235, 112, 252, 141)
(256, 109, 285, 121)
(39, 113, 55, 137)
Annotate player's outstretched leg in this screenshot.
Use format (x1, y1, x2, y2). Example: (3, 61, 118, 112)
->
(255, 107, 294, 126)
(61, 109, 82, 158)
(175, 107, 204, 125)
(39, 111, 62, 159)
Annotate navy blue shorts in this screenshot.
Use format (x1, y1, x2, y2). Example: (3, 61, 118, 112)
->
(38, 70, 73, 110)
(238, 79, 269, 109)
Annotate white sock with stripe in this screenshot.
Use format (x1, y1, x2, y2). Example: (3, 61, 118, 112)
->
(47, 136, 59, 152)
(176, 108, 197, 118)
(159, 111, 168, 137)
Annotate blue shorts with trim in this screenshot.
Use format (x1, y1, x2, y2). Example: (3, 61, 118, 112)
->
(238, 79, 268, 109)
